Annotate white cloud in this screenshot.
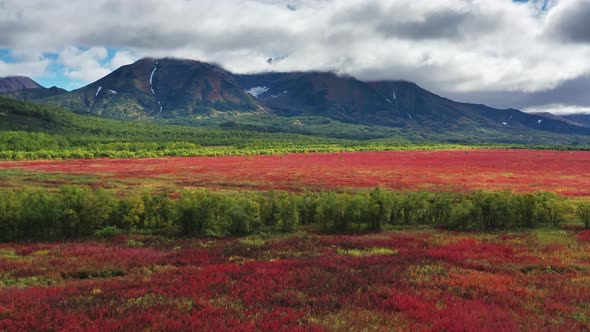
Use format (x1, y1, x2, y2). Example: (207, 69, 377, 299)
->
(0, 56, 50, 78)
(58, 47, 110, 82)
(108, 50, 138, 70)
(56, 47, 139, 83)
(524, 104, 590, 115)
(0, 0, 589, 109)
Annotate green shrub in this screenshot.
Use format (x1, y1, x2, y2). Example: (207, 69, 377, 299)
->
(94, 226, 124, 238)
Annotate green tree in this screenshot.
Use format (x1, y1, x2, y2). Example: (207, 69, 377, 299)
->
(576, 202, 590, 229)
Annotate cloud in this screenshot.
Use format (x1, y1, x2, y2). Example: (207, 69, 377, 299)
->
(58, 47, 111, 82)
(545, 0, 590, 43)
(0, 0, 588, 112)
(55, 47, 139, 83)
(0, 53, 50, 78)
(524, 104, 590, 115)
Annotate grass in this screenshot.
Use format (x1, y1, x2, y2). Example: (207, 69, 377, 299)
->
(337, 247, 399, 256)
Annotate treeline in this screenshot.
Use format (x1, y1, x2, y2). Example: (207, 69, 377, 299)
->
(0, 133, 474, 160)
(3, 129, 590, 161)
(1, 187, 589, 242)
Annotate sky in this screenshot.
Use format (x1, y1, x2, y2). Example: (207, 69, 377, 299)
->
(1, 0, 589, 114)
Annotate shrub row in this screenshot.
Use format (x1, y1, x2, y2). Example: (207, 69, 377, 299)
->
(0, 187, 589, 241)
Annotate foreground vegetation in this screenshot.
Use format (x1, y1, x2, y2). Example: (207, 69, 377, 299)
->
(1, 186, 589, 242)
(2, 228, 590, 330)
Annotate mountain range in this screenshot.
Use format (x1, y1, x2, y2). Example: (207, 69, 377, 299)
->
(2, 58, 590, 143)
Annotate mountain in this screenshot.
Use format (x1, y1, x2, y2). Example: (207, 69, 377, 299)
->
(236, 72, 407, 127)
(39, 58, 260, 120)
(531, 112, 586, 126)
(562, 114, 590, 128)
(0, 76, 43, 93)
(238, 72, 590, 135)
(7, 57, 590, 140)
(1, 86, 67, 101)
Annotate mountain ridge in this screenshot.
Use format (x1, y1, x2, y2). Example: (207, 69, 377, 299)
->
(4, 57, 590, 139)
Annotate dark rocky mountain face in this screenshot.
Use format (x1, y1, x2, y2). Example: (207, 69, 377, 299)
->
(237, 72, 590, 135)
(369, 81, 590, 135)
(236, 72, 407, 127)
(0, 76, 44, 93)
(41, 58, 260, 120)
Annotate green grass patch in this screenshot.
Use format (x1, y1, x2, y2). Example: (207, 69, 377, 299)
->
(337, 247, 399, 256)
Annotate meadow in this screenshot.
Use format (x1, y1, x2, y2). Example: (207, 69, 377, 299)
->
(1, 229, 590, 331)
(1, 148, 590, 330)
(1, 149, 589, 196)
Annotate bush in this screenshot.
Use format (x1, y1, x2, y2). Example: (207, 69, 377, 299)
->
(94, 226, 124, 238)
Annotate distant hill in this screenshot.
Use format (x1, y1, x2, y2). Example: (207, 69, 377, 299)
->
(1, 86, 67, 101)
(0, 76, 43, 93)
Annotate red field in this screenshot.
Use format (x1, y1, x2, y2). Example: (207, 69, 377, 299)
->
(1, 149, 589, 196)
(1, 229, 590, 331)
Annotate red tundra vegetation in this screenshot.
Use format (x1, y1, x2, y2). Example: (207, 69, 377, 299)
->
(1, 149, 589, 196)
(1, 229, 589, 331)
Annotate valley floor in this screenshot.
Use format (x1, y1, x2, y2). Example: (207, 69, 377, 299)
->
(1, 228, 589, 331)
(1, 149, 590, 197)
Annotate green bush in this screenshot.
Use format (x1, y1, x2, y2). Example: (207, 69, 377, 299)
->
(94, 226, 124, 238)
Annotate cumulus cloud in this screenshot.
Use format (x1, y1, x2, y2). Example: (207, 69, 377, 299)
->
(0, 54, 50, 78)
(545, 0, 590, 43)
(55, 47, 139, 83)
(0, 0, 588, 112)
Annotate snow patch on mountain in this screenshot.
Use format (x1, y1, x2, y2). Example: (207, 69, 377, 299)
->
(95, 86, 102, 97)
(149, 61, 163, 112)
(246, 86, 270, 97)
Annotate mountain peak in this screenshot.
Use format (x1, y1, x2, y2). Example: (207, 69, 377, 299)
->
(0, 76, 44, 93)
(39, 56, 258, 119)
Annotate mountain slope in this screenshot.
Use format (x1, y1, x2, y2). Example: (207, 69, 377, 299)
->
(9, 57, 590, 140)
(1, 86, 67, 101)
(369, 81, 590, 135)
(236, 72, 407, 127)
(41, 58, 261, 120)
(237, 72, 590, 135)
(0, 96, 338, 149)
(562, 114, 590, 128)
(0, 76, 43, 93)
